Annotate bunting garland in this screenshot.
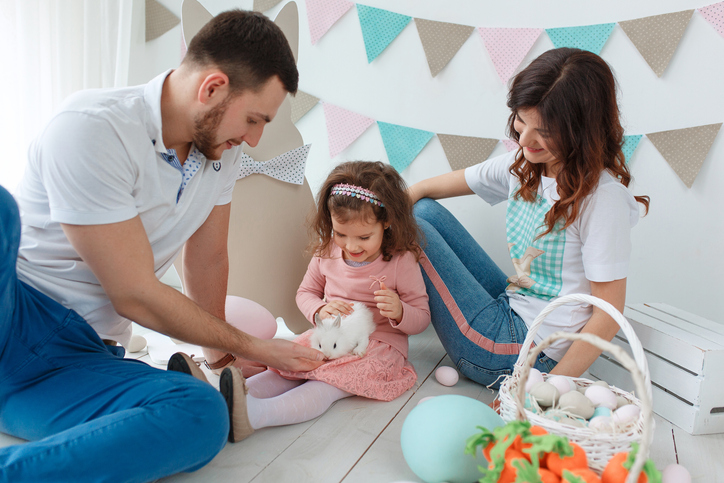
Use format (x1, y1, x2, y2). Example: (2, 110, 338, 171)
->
(305, 2, 724, 78)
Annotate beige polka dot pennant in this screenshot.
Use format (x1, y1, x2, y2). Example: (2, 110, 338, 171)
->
(438, 134, 499, 171)
(290, 91, 320, 124)
(414, 18, 475, 77)
(647, 123, 721, 188)
(619, 10, 693, 77)
(145, 0, 180, 42)
(253, 0, 283, 12)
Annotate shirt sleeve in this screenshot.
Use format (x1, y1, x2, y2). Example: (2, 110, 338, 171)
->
(216, 149, 241, 206)
(295, 256, 327, 324)
(388, 252, 431, 335)
(464, 150, 516, 206)
(35, 111, 139, 225)
(579, 180, 640, 282)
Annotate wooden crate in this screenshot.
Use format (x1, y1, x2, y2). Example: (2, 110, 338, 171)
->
(588, 303, 724, 435)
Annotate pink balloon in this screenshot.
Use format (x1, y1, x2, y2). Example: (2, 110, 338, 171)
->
(225, 295, 277, 340)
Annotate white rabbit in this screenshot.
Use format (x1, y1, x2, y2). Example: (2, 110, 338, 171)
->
(310, 302, 376, 360)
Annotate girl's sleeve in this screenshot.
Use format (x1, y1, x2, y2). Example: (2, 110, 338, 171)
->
(295, 256, 327, 324)
(389, 252, 431, 335)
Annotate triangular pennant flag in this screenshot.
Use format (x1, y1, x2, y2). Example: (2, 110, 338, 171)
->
(478, 28, 543, 84)
(290, 91, 320, 124)
(502, 139, 519, 152)
(146, 0, 180, 42)
(622, 134, 642, 164)
(322, 103, 375, 158)
(619, 10, 693, 77)
(699, 2, 724, 38)
(253, 0, 283, 12)
(438, 134, 499, 170)
(647, 123, 721, 188)
(306, 0, 354, 45)
(414, 18, 475, 77)
(377, 122, 434, 172)
(545, 23, 616, 55)
(357, 5, 411, 63)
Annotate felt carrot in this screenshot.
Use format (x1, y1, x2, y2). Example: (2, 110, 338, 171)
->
(562, 468, 602, 483)
(545, 442, 588, 476)
(601, 443, 662, 483)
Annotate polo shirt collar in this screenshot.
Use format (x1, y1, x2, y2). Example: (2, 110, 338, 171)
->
(144, 68, 174, 154)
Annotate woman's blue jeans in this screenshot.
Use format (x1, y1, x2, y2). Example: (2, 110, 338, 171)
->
(0, 185, 229, 483)
(414, 198, 557, 388)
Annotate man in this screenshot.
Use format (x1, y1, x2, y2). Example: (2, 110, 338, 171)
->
(0, 10, 323, 483)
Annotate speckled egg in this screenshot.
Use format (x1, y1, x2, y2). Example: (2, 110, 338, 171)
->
(435, 366, 459, 387)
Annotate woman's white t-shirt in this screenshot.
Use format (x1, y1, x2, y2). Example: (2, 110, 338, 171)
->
(465, 151, 640, 361)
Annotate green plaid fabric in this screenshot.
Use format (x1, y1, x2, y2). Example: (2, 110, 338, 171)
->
(506, 189, 565, 300)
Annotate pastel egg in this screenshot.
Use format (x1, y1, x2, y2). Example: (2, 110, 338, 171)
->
(588, 415, 613, 430)
(616, 396, 629, 409)
(547, 375, 576, 395)
(435, 366, 460, 387)
(585, 385, 618, 410)
(558, 416, 586, 428)
(417, 396, 436, 406)
(525, 367, 544, 392)
(592, 406, 612, 419)
(612, 404, 641, 425)
(128, 334, 147, 353)
(558, 391, 595, 419)
(529, 381, 560, 408)
(662, 464, 692, 483)
(592, 380, 610, 388)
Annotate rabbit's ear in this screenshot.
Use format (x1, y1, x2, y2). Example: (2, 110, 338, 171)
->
(314, 312, 323, 327)
(332, 315, 342, 328)
(181, 0, 213, 47)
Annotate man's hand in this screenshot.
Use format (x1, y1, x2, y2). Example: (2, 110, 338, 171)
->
(251, 338, 325, 373)
(374, 281, 403, 322)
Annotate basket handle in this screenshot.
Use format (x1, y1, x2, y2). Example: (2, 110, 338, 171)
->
(516, 331, 653, 483)
(515, 293, 651, 399)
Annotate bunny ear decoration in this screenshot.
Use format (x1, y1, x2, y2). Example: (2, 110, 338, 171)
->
(181, 0, 213, 48)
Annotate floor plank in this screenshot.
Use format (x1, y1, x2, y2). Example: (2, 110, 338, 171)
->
(673, 425, 724, 482)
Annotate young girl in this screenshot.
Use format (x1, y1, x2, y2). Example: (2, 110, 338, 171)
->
(220, 161, 431, 442)
(408, 47, 650, 388)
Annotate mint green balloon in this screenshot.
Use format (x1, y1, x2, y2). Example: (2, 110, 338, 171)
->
(400, 395, 504, 483)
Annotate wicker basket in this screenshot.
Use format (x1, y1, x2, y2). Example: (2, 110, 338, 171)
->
(497, 294, 654, 481)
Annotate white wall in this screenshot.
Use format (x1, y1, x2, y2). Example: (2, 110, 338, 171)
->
(101, 0, 724, 323)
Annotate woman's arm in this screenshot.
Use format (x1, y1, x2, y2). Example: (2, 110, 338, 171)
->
(407, 169, 474, 204)
(548, 278, 627, 377)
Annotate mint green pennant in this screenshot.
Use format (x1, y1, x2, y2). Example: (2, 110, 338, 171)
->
(357, 4, 411, 63)
(377, 122, 434, 172)
(545, 23, 616, 55)
(622, 135, 643, 164)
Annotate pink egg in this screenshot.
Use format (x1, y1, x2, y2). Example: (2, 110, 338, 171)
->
(435, 366, 459, 386)
(585, 385, 617, 410)
(662, 464, 691, 483)
(525, 368, 544, 392)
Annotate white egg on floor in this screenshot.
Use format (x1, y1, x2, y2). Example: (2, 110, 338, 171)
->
(662, 464, 691, 483)
(417, 396, 436, 406)
(128, 334, 147, 353)
(435, 366, 459, 386)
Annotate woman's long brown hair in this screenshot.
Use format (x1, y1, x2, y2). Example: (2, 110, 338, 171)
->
(506, 47, 649, 237)
(309, 161, 422, 262)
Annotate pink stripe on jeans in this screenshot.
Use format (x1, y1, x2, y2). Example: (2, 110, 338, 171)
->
(420, 252, 522, 356)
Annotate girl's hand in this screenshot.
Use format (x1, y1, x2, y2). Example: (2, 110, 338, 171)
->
(374, 282, 403, 322)
(318, 300, 354, 320)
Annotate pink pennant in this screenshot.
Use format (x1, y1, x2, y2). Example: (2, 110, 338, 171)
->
(478, 28, 543, 84)
(306, 0, 354, 45)
(323, 103, 375, 158)
(502, 139, 519, 152)
(699, 2, 724, 38)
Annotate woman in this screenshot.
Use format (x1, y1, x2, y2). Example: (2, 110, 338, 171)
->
(409, 47, 649, 387)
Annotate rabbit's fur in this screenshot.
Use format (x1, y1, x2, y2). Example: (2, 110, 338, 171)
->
(310, 302, 376, 359)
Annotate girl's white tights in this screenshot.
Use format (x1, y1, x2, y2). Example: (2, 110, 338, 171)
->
(245, 370, 352, 429)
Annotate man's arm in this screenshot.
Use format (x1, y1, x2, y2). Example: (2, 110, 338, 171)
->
(548, 278, 627, 377)
(61, 216, 324, 372)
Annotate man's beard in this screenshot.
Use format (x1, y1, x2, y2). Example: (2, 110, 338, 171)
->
(192, 96, 233, 160)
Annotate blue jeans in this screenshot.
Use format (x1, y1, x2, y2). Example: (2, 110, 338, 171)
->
(0, 185, 229, 483)
(414, 199, 557, 388)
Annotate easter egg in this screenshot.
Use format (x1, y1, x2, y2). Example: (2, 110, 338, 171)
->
(558, 391, 595, 419)
(529, 381, 560, 407)
(585, 385, 617, 410)
(417, 396, 436, 406)
(588, 415, 613, 430)
(401, 395, 504, 483)
(525, 367, 544, 392)
(662, 464, 692, 483)
(435, 366, 460, 387)
(612, 404, 641, 425)
(547, 375, 576, 395)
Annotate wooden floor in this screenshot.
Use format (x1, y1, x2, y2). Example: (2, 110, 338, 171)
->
(1, 324, 723, 482)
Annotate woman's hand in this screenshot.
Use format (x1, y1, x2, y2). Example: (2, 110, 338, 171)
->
(318, 300, 353, 320)
(374, 281, 403, 322)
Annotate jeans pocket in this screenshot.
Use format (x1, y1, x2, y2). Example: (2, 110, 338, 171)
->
(457, 357, 512, 389)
